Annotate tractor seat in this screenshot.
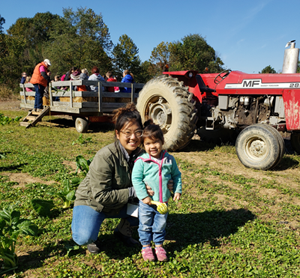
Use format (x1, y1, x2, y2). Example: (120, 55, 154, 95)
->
(196, 75, 216, 93)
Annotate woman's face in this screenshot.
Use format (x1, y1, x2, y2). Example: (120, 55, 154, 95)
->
(116, 120, 142, 154)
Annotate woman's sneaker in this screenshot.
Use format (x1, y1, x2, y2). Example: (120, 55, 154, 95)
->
(142, 247, 155, 261)
(155, 246, 168, 261)
(87, 242, 100, 254)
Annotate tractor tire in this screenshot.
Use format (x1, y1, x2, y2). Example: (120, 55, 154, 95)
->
(137, 75, 197, 151)
(235, 124, 281, 170)
(75, 117, 89, 133)
(259, 124, 285, 168)
(290, 132, 300, 154)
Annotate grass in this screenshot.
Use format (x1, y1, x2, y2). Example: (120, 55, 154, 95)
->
(0, 109, 300, 277)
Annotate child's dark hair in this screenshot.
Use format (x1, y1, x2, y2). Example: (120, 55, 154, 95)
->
(142, 119, 164, 144)
(112, 103, 142, 135)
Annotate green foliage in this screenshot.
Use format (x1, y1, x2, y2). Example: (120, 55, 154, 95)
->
(169, 34, 224, 73)
(0, 113, 22, 125)
(7, 12, 60, 49)
(31, 199, 55, 217)
(112, 34, 142, 80)
(0, 205, 38, 274)
(0, 14, 4, 35)
(260, 65, 277, 73)
(149, 41, 170, 76)
(58, 180, 77, 209)
(44, 7, 113, 76)
(75, 155, 92, 175)
(71, 134, 92, 145)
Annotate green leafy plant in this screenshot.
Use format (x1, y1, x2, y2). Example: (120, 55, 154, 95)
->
(31, 199, 55, 217)
(75, 155, 93, 176)
(0, 206, 38, 274)
(58, 179, 79, 209)
(71, 134, 92, 145)
(0, 113, 22, 126)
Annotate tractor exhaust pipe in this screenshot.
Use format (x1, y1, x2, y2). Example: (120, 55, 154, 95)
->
(282, 40, 299, 73)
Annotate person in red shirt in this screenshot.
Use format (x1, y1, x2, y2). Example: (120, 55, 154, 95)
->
(105, 71, 118, 92)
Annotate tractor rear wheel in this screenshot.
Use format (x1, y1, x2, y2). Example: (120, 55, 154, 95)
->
(235, 124, 281, 170)
(291, 132, 300, 154)
(137, 76, 197, 151)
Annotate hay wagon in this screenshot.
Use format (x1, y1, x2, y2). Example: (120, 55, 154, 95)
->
(19, 79, 144, 132)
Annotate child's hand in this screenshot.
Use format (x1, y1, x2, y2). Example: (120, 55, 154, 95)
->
(142, 197, 152, 205)
(173, 193, 181, 202)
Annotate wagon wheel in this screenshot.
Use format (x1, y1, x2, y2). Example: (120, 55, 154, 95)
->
(75, 117, 89, 133)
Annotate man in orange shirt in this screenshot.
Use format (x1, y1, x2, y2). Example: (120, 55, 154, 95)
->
(30, 59, 51, 112)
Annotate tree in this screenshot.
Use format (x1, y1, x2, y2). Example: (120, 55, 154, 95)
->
(7, 12, 61, 49)
(44, 7, 113, 76)
(149, 42, 170, 76)
(169, 34, 224, 73)
(0, 14, 4, 35)
(138, 60, 154, 83)
(112, 34, 141, 80)
(260, 65, 276, 74)
(0, 15, 6, 58)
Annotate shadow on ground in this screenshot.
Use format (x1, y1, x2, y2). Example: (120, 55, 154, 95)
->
(43, 118, 114, 133)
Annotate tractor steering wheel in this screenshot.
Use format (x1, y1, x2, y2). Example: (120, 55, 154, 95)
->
(214, 69, 231, 85)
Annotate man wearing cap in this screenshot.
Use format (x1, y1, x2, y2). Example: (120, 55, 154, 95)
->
(30, 59, 51, 112)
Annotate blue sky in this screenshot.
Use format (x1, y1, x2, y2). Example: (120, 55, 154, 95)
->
(1, 0, 299, 73)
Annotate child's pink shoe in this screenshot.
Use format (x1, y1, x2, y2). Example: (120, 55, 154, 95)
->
(142, 247, 155, 261)
(155, 246, 168, 261)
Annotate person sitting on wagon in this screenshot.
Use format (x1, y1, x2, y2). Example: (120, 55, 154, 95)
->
(120, 69, 134, 93)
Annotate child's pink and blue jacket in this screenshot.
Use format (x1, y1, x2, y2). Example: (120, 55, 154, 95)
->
(132, 151, 182, 203)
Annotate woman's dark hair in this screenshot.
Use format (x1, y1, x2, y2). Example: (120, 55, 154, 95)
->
(112, 103, 142, 135)
(142, 119, 164, 145)
(91, 66, 99, 74)
(70, 66, 78, 73)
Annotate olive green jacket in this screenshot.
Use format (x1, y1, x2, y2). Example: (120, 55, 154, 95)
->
(74, 142, 144, 215)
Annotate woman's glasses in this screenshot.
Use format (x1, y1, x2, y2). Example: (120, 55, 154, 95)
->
(120, 129, 143, 138)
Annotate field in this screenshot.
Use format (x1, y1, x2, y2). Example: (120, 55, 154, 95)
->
(0, 101, 300, 277)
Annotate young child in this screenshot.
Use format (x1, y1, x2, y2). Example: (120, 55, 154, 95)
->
(132, 120, 182, 262)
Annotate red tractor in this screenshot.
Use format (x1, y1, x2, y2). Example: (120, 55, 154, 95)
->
(137, 41, 300, 170)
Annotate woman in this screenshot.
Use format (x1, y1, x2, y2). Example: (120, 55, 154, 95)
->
(72, 103, 146, 254)
(120, 69, 134, 93)
(88, 66, 105, 92)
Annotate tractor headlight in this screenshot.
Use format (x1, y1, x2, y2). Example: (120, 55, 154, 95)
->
(188, 72, 193, 78)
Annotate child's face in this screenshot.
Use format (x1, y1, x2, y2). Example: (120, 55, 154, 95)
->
(144, 137, 163, 159)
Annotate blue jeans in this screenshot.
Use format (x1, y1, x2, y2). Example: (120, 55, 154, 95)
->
(71, 205, 139, 246)
(33, 84, 45, 109)
(138, 201, 168, 246)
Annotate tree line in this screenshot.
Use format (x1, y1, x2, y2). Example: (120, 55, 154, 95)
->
(0, 8, 224, 93)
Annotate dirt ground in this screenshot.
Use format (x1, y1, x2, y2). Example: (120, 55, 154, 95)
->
(0, 99, 23, 111)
